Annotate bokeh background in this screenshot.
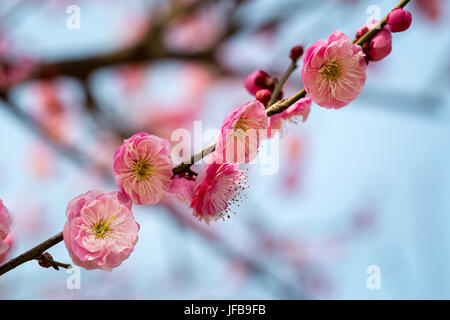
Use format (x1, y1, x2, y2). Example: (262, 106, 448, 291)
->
(0, 0, 449, 299)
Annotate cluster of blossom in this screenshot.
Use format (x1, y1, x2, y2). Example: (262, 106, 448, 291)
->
(61, 8, 412, 271)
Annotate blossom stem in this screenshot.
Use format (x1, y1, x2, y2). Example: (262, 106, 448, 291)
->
(268, 61, 298, 107)
(172, 141, 216, 175)
(0, 232, 64, 276)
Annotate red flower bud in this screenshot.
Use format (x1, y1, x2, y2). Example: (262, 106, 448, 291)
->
(244, 70, 276, 95)
(38, 252, 53, 268)
(255, 89, 272, 106)
(387, 8, 412, 33)
(290, 45, 304, 62)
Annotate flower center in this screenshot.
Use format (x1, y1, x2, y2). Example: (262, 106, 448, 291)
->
(320, 60, 341, 80)
(92, 216, 115, 239)
(133, 159, 152, 180)
(234, 119, 249, 133)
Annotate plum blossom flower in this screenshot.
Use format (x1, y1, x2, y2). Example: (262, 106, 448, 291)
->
(356, 21, 392, 62)
(166, 176, 196, 205)
(113, 132, 173, 205)
(268, 96, 312, 137)
(215, 100, 269, 164)
(190, 162, 246, 224)
(0, 199, 11, 256)
(387, 8, 412, 33)
(63, 190, 139, 271)
(302, 30, 367, 109)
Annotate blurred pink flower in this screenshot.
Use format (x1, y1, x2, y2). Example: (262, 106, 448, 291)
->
(0, 57, 35, 89)
(141, 104, 200, 141)
(215, 100, 268, 164)
(415, 0, 441, 21)
(191, 162, 246, 224)
(281, 135, 305, 193)
(63, 190, 139, 271)
(0, 199, 11, 256)
(356, 21, 392, 62)
(387, 8, 412, 33)
(118, 13, 150, 46)
(164, 7, 224, 53)
(0, 234, 14, 264)
(179, 62, 215, 98)
(31, 80, 71, 143)
(89, 130, 122, 174)
(28, 143, 55, 179)
(302, 30, 367, 109)
(113, 132, 173, 205)
(268, 96, 312, 137)
(167, 176, 195, 204)
(117, 64, 146, 95)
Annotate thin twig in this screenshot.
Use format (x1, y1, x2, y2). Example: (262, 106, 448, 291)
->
(0, 232, 63, 276)
(268, 61, 298, 107)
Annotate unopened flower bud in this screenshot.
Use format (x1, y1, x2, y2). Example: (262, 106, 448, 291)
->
(38, 252, 53, 268)
(387, 8, 412, 33)
(356, 21, 392, 62)
(255, 89, 272, 106)
(244, 70, 275, 96)
(290, 45, 304, 63)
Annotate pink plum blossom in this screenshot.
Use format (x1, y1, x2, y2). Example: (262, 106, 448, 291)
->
(0, 199, 11, 256)
(166, 176, 196, 205)
(302, 30, 367, 109)
(356, 21, 392, 62)
(113, 132, 173, 205)
(63, 190, 139, 271)
(190, 162, 246, 224)
(215, 100, 269, 164)
(387, 8, 412, 33)
(268, 96, 312, 137)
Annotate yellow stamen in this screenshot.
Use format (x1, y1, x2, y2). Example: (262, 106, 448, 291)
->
(320, 60, 341, 80)
(234, 119, 249, 133)
(133, 159, 152, 180)
(93, 216, 115, 239)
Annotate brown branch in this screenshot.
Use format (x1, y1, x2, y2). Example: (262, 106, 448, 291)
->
(25, 0, 226, 82)
(268, 61, 298, 107)
(0, 232, 63, 276)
